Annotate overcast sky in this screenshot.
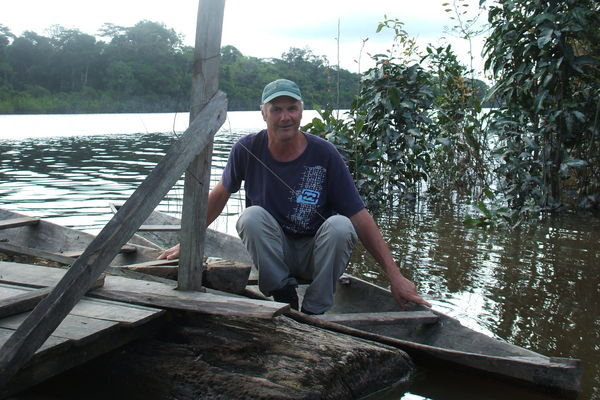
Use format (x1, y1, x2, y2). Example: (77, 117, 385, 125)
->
(2, 0, 487, 75)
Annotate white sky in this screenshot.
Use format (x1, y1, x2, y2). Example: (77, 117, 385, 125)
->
(2, 0, 488, 76)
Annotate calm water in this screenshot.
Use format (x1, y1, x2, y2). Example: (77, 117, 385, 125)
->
(1, 112, 598, 400)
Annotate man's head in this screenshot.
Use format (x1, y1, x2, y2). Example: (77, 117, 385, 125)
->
(260, 79, 304, 140)
(261, 79, 302, 105)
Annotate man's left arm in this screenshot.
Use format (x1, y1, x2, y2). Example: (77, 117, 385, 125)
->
(349, 208, 431, 308)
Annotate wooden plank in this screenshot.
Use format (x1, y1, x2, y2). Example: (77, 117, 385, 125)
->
(318, 311, 439, 326)
(0, 287, 52, 319)
(0, 327, 69, 355)
(0, 313, 119, 342)
(116, 259, 179, 268)
(0, 91, 227, 385)
(90, 289, 288, 320)
(0, 261, 66, 287)
(0, 217, 40, 230)
(178, 0, 226, 291)
(138, 224, 181, 231)
(112, 259, 252, 293)
(61, 244, 137, 258)
(70, 297, 163, 326)
(0, 276, 105, 319)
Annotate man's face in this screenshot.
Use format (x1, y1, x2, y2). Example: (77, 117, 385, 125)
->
(262, 96, 303, 141)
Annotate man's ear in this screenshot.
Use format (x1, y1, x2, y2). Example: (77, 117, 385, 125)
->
(260, 105, 267, 121)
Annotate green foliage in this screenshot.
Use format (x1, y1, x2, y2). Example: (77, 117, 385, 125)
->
(483, 0, 600, 213)
(0, 23, 360, 114)
(306, 18, 438, 211)
(306, 17, 492, 213)
(463, 188, 516, 228)
(422, 44, 489, 197)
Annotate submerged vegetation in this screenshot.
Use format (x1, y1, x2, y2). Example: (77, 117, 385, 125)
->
(305, 0, 600, 224)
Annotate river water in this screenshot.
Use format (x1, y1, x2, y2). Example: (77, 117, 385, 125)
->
(0, 112, 598, 400)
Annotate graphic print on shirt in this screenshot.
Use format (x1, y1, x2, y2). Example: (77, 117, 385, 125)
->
(285, 165, 326, 233)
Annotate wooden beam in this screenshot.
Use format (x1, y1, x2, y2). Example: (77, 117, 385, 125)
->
(318, 311, 439, 326)
(0, 91, 227, 387)
(0, 217, 40, 230)
(178, 0, 226, 291)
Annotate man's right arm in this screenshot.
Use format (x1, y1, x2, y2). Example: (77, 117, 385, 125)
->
(157, 180, 231, 259)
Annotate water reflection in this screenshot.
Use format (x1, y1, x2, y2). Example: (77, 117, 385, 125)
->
(0, 113, 598, 399)
(350, 201, 599, 399)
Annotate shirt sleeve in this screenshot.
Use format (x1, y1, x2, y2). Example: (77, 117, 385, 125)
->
(325, 141, 365, 217)
(222, 135, 252, 194)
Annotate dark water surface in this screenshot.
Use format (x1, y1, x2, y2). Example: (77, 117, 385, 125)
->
(1, 113, 598, 399)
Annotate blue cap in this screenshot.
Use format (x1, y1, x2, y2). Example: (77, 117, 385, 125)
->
(261, 79, 302, 104)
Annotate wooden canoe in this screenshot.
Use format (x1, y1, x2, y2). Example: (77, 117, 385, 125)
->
(0, 208, 251, 293)
(308, 275, 582, 395)
(1, 207, 582, 394)
(0, 208, 161, 266)
(136, 207, 582, 395)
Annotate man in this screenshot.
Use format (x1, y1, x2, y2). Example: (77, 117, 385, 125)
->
(159, 78, 430, 314)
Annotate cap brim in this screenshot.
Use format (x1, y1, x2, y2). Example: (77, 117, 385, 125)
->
(262, 91, 302, 104)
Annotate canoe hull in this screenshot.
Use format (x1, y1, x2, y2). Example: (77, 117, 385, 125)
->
(326, 275, 582, 394)
(0, 208, 160, 266)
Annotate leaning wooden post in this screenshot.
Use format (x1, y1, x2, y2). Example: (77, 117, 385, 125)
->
(178, 0, 226, 291)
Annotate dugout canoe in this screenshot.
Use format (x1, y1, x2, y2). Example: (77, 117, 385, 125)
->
(134, 207, 583, 395)
(0, 208, 161, 266)
(1, 207, 582, 394)
(299, 274, 583, 395)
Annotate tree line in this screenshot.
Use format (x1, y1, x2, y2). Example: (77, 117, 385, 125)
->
(0, 21, 362, 114)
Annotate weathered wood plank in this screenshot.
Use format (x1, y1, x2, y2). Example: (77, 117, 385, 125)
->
(0, 313, 119, 342)
(0, 276, 105, 319)
(70, 298, 163, 326)
(62, 244, 138, 258)
(90, 289, 288, 320)
(0, 217, 40, 230)
(112, 259, 252, 293)
(0, 91, 227, 386)
(318, 311, 439, 326)
(178, 0, 226, 291)
(0, 327, 69, 355)
(138, 224, 181, 231)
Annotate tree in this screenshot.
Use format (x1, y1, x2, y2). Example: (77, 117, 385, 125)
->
(483, 0, 600, 212)
(0, 25, 15, 85)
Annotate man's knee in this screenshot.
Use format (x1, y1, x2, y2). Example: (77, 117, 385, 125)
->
(320, 215, 357, 244)
(236, 206, 270, 235)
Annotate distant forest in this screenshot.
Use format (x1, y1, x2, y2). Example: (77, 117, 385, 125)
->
(0, 21, 361, 114)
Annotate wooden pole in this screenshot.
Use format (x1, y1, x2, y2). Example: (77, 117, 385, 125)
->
(178, 0, 226, 291)
(0, 92, 227, 387)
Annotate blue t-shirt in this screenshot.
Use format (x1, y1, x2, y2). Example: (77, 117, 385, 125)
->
(222, 129, 365, 236)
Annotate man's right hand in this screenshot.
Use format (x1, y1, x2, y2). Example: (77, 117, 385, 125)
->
(158, 244, 180, 260)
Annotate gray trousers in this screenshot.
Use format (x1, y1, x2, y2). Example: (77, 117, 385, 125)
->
(236, 206, 357, 314)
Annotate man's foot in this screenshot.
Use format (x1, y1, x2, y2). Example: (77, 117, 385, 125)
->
(300, 306, 323, 316)
(271, 285, 299, 310)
